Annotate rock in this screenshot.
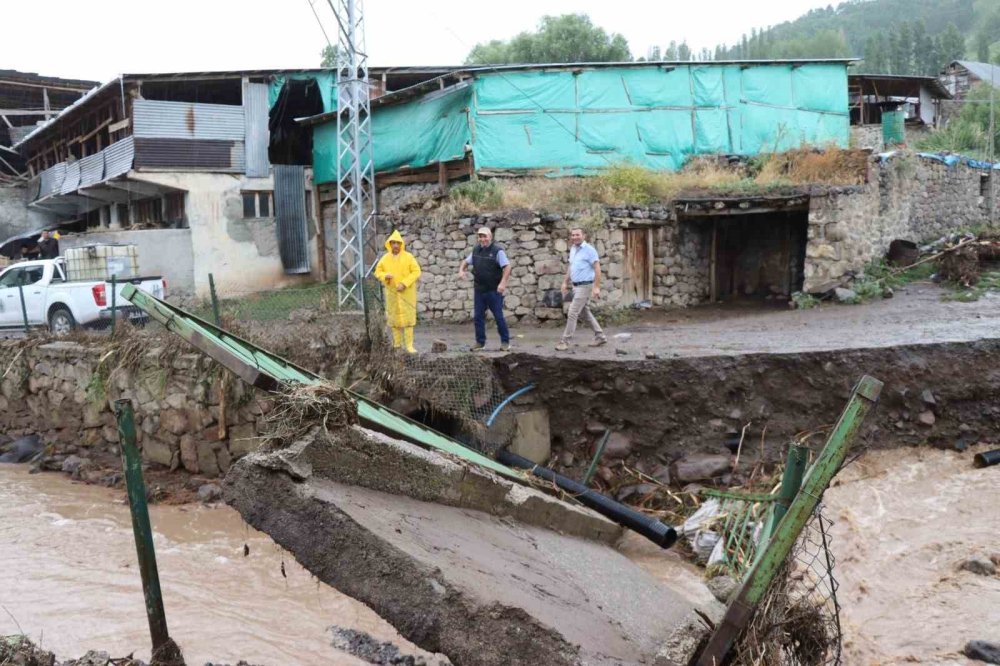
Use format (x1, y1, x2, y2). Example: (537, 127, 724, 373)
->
(160, 409, 189, 436)
(559, 451, 575, 467)
(198, 483, 223, 503)
(644, 351, 660, 359)
(673, 454, 731, 483)
(921, 389, 937, 406)
(834, 287, 857, 303)
(585, 421, 607, 435)
(431, 339, 448, 353)
(616, 483, 657, 502)
(959, 423, 973, 433)
(613, 333, 633, 341)
(965, 641, 1000, 664)
(960, 557, 997, 577)
(882, 286, 894, 298)
(143, 438, 176, 468)
(706, 575, 739, 603)
(615, 348, 628, 356)
(60, 454, 90, 476)
(651, 464, 671, 485)
(71, 650, 112, 666)
(918, 410, 936, 426)
(180, 434, 199, 473)
(0, 434, 43, 463)
(541, 289, 563, 308)
(603, 432, 633, 459)
(727, 408, 742, 420)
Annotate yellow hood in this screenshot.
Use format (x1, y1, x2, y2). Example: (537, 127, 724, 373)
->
(384, 230, 406, 253)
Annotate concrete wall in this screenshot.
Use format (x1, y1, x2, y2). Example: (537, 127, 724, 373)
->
(60, 228, 195, 298)
(0, 184, 59, 241)
(129, 171, 320, 299)
(804, 155, 992, 291)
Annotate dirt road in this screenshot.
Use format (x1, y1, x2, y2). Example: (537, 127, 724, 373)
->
(824, 445, 1000, 665)
(420, 283, 1000, 359)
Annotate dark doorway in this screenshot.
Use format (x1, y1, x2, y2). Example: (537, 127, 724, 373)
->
(712, 211, 808, 301)
(269, 79, 324, 165)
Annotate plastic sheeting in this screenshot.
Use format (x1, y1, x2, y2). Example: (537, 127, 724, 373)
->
(470, 63, 849, 173)
(268, 72, 336, 113)
(313, 83, 472, 184)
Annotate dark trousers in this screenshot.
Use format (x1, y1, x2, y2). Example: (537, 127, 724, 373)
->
(474, 290, 510, 344)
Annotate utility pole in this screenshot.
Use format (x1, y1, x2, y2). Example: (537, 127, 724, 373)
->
(328, 0, 377, 310)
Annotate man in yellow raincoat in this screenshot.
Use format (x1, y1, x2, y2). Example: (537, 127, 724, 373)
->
(374, 230, 422, 353)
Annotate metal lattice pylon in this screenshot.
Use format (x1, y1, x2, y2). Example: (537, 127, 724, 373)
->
(330, 0, 377, 310)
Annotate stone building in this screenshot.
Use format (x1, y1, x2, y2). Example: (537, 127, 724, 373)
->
(378, 152, 994, 322)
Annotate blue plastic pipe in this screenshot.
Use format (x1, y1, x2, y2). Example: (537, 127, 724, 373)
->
(485, 384, 535, 427)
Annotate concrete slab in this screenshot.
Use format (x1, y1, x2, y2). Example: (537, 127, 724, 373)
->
(224, 427, 720, 665)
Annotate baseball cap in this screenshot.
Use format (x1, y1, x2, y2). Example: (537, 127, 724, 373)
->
(476, 227, 492, 236)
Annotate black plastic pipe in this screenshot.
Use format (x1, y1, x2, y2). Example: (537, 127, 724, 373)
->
(497, 450, 678, 549)
(974, 449, 1000, 468)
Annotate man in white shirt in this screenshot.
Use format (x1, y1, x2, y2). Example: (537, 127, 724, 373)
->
(555, 228, 607, 351)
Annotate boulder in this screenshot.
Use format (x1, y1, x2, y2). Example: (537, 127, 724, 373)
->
(673, 454, 731, 483)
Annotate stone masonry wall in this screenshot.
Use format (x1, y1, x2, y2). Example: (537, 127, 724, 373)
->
(804, 155, 993, 291)
(379, 201, 710, 322)
(0, 340, 266, 478)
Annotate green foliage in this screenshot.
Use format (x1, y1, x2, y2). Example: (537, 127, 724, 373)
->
(943, 270, 1000, 301)
(320, 45, 337, 68)
(597, 164, 667, 204)
(465, 14, 632, 65)
(791, 292, 820, 309)
(917, 82, 1000, 157)
(450, 179, 504, 208)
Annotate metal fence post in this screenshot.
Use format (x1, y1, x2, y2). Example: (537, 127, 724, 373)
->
(771, 444, 809, 536)
(110, 274, 117, 334)
(17, 283, 28, 332)
(696, 375, 883, 666)
(208, 272, 221, 326)
(114, 399, 172, 654)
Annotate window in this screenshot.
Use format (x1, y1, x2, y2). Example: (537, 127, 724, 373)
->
(0, 266, 43, 288)
(134, 198, 163, 225)
(0, 268, 24, 288)
(165, 191, 186, 225)
(242, 191, 273, 219)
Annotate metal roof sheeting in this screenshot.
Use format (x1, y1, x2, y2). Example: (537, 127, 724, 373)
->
(133, 137, 244, 172)
(955, 61, 1000, 86)
(78, 152, 104, 187)
(133, 99, 245, 141)
(59, 161, 81, 195)
(243, 81, 271, 177)
(274, 164, 310, 274)
(104, 136, 135, 180)
(38, 163, 66, 199)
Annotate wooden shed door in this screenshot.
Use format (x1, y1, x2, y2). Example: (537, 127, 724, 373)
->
(622, 228, 653, 305)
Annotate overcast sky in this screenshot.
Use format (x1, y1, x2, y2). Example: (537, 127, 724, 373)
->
(4, 0, 843, 83)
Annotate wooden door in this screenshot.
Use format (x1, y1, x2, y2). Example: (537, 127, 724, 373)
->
(622, 228, 653, 305)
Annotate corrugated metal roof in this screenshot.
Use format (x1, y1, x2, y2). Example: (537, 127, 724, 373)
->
(243, 81, 271, 177)
(59, 161, 81, 195)
(133, 137, 244, 172)
(38, 163, 66, 199)
(11, 78, 118, 150)
(133, 99, 245, 141)
(274, 164, 310, 274)
(954, 60, 1000, 85)
(103, 136, 135, 180)
(78, 152, 104, 187)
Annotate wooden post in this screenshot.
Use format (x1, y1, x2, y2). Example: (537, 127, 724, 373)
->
(313, 184, 327, 282)
(710, 220, 718, 302)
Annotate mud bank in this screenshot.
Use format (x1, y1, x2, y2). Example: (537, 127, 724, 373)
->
(494, 339, 1000, 470)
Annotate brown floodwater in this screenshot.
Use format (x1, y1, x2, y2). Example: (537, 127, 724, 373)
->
(0, 465, 432, 665)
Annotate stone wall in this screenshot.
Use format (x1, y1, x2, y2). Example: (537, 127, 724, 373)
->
(805, 154, 993, 291)
(379, 200, 710, 323)
(0, 340, 265, 478)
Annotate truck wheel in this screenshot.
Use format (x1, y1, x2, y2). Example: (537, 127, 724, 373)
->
(48, 307, 76, 335)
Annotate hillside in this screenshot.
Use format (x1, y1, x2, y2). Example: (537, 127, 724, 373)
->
(697, 0, 1000, 75)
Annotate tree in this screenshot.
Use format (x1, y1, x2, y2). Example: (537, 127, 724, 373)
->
(939, 23, 966, 66)
(977, 31, 991, 62)
(678, 40, 692, 61)
(320, 45, 337, 68)
(464, 14, 632, 64)
(648, 45, 662, 61)
(664, 41, 678, 60)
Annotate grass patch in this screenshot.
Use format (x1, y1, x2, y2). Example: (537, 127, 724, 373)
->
(195, 281, 341, 322)
(943, 270, 1000, 302)
(791, 291, 820, 309)
(444, 146, 868, 212)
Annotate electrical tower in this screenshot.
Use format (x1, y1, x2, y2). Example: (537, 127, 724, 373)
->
(329, 0, 377, 309)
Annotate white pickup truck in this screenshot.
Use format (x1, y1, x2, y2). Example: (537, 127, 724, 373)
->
(0, 258, 165, 334)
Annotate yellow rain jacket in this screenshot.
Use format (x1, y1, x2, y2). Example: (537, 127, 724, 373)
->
(374, 230, 421, 328)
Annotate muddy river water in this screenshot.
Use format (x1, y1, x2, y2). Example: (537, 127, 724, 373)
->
(0, 465, 429, 665)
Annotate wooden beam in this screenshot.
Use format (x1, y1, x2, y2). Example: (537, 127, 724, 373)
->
(108, 118, 130, 133)
(0, 79, 93, 93)
(0, 109, 62, 116)
(72, 117, 113, 145)
(710, 220, 718, 303)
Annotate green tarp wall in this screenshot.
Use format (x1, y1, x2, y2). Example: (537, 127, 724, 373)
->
(312, 62, 849, 183)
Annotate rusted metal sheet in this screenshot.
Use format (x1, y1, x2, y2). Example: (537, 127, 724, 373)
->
(133, 138, 244, 172)
(78, 152, 104, 187)
(243, 80, 270, 177)
(59, 161, 81, 195)
(133, 99, 244, 141)
(37, 163, 67, 199)
(103, 136, 135, 180)
(274, 164, 310, 274)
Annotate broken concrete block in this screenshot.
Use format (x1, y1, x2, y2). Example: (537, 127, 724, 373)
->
(965, 640, 1000, 664)
(673, 454, 731, 483)
(225, 427, 718, 665)
(509, 409, 551, 465)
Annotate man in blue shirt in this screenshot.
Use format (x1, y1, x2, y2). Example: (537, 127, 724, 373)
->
(458, 227, 512, 351)
(556, 227, 607, 351)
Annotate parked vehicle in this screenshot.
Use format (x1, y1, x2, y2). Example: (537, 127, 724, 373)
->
(0, 258, 165, 334)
